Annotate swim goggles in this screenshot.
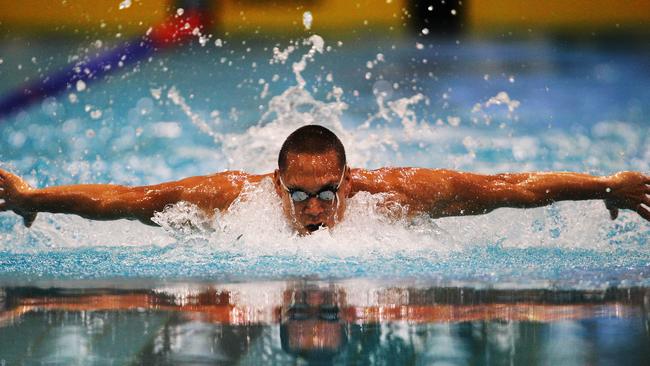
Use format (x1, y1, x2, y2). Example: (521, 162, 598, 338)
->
(279, 168, 346, 203)
(286, 303, 340, 322)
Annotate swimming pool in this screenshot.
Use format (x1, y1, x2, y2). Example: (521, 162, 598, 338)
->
(1, 31, 649, 364)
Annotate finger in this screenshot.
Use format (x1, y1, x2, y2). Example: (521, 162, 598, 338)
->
(609, 207, 619, 220)
(636, 205, 650, 222)
(22, 212, 37, 228)
(0, 169, 16, 181)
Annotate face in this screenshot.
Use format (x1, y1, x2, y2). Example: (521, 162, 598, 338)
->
(274, 150, 351, 235)
(280, 286, 347, 357)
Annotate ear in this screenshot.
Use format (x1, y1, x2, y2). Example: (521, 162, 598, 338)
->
(273, 169, 283, 197)
(342, 166, 352, 197)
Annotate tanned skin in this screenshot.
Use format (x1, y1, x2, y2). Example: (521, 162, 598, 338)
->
(1, 148, 649, 234)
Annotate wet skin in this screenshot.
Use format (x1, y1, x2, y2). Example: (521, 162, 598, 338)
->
(273, 150, 351, 235)
(0, 155, 649, 233)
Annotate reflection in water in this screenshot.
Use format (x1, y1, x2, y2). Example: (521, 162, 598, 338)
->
(0, 281, 649, 365)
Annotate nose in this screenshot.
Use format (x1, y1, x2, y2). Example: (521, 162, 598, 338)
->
(303, 197, 324, 216)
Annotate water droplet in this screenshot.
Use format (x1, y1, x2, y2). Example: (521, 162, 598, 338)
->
(302, 11, 313, 30)
(118, 0, 132, 10)
(76, 80, 87, 92)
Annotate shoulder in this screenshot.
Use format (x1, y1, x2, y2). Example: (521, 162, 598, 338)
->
(177, 171, 274, 211)
(179, 171, 272, 187)
(350, 167, 456, 194)
(349, 167, 466, 215)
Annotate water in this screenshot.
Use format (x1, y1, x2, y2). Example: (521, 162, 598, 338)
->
(0, 31, 649, 363)
(1, 280, 649, 365)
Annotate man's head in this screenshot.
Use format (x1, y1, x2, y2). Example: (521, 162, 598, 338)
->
(274, 125, 351, 235)
(280, 284, 348, 362)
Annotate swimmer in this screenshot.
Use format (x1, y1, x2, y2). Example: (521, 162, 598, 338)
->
(1, 125, 649, 235)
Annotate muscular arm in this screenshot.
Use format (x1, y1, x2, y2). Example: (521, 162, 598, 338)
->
(352, 168, 650, 221)
(0, 168, 267, 226)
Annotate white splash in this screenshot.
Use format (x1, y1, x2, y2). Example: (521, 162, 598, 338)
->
(166, 86, 221, 143)
(471, 91, 520, 125)
(151, 178, 457, 260)
(292, 35, 324, 88)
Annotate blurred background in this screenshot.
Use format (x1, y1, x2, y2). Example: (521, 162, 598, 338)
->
(2, 0, 650, 36)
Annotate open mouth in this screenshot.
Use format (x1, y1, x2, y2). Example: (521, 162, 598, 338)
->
(305, 223, 324, 232)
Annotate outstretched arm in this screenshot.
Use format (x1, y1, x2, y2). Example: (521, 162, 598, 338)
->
(0, 168, 263, 227)
(352, 168, 650, 221)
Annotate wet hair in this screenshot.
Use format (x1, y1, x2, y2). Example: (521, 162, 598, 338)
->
(278, 125, 346, 173)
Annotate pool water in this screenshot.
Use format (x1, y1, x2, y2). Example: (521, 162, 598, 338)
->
(0, 31, 649, 364)
(1, 280, 649, 365)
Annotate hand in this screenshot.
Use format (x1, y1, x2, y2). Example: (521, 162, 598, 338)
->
(604, 171, 650, 222)
(0, 168, 37, 227)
